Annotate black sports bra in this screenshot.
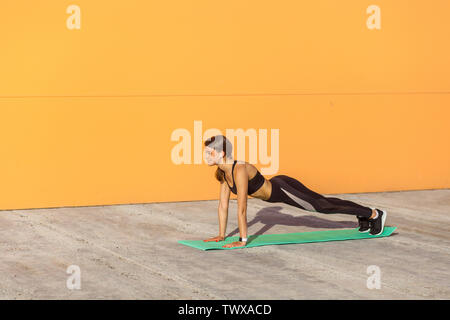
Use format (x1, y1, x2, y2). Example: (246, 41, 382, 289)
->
(224, 160, 265, 195)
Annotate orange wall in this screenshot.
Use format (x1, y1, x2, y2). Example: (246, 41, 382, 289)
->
(0, 1, 449, 210)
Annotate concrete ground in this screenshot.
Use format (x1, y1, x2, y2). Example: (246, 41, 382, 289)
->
(0, 189, 449, 299)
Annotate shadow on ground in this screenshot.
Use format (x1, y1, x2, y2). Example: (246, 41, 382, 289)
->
(226, 206, 358, 238)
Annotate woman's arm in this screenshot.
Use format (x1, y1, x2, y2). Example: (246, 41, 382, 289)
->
(203, 180, 230, 242)
(218, 181, 230, 238)
(222, 164, 248, 248)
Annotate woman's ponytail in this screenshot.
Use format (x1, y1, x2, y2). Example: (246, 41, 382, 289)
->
(215, 167, 225, 183)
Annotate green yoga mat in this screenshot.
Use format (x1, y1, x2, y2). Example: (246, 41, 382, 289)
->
(179, 227, 397, 250)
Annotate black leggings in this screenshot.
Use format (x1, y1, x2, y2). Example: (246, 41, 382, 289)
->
(265, 175, 373, 218)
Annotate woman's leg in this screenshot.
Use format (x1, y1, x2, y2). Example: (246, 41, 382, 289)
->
(266, 175, 372, 218)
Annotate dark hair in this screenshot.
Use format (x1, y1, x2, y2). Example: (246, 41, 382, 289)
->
(204, 135, 233, 183)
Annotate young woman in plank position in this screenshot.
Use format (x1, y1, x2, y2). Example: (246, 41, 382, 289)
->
(203, 135, 387, 248)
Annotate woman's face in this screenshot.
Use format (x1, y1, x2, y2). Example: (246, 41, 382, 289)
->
(204, 146, 221, 165)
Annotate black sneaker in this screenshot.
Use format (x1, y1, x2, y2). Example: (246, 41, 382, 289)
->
(369, 209, 387, 236)
(357, 216, 370, 233)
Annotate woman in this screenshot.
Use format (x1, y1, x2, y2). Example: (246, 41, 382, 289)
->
(203, 135, 387, 248)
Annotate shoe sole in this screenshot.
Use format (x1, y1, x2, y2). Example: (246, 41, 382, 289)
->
(371, 209, 387, 236)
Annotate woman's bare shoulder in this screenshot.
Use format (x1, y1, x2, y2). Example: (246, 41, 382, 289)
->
(235, 161, 258, 175)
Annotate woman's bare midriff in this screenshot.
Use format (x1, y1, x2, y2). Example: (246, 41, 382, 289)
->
(225, 161, 273, 201)
(249, 178, 272, 201)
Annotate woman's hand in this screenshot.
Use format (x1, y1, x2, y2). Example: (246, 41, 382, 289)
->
(222, 241, 247, 248)
(203, 236, 225, 242)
